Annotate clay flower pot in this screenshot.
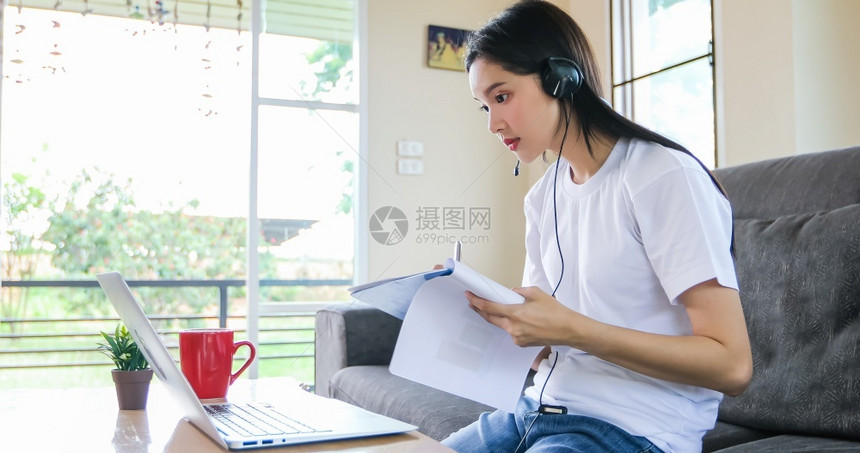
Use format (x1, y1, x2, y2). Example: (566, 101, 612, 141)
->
(112, 368, 153, 410)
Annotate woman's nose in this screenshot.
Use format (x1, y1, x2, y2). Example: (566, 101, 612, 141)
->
(487, 111, 504, 134)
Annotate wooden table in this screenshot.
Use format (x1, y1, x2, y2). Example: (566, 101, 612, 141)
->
(0, 377, 452, 452)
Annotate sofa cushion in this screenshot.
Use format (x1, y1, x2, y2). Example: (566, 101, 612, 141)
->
(315, 303, 403, 397)
(702, 421, 775, 452)
(328, 365, 492, 442)
(720, 204, 860, 439)
(711, 434, 860, 452)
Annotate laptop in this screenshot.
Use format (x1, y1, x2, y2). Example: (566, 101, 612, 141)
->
(97, 272, 417, 450)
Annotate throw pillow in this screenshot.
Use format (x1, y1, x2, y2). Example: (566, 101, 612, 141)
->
(718, 204, 860, 440)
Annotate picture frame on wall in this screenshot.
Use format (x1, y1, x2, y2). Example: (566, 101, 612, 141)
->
(427, 25, 470, 71)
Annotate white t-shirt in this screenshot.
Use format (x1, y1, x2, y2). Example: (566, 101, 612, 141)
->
(521, 137, 738, 453)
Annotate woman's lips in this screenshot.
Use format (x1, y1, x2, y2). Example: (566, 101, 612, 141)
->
(503, 138, 519, 151)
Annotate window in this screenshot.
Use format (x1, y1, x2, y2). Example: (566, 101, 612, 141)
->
(1, 0, 357, 387)
(611, 0, 716, 168)
(252, 2, 358, 380)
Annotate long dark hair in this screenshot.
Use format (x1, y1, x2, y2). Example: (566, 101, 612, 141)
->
(465, 0, 727, 196)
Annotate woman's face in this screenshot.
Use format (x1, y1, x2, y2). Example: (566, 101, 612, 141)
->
(469, 58, 562, 164)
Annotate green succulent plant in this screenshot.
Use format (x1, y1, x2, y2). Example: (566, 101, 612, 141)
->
(97, 324, 149, 371)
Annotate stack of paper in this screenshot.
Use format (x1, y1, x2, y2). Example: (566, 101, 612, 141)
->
(349, 259, 541, 412)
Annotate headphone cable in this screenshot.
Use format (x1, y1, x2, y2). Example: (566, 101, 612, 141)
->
(550, 101, 571, 298)
(515, 98, 573, 452)
(514, 351, 560, 453)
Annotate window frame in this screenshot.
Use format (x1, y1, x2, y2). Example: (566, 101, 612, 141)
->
(609, 0, 718, 168)
(248, 0, 362, 378)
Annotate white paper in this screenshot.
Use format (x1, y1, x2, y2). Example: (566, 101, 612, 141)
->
(348, 267, 452, 319)
(444, 258, 525, 304)
(388, 261, 540, 413)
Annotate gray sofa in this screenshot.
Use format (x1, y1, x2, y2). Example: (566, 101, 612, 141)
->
(315, 146, 860, 451)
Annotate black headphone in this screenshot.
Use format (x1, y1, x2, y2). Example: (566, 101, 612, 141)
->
(541, 57, 583, 99)
(513, 58, 583, 177)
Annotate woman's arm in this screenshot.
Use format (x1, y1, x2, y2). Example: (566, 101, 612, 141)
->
(467, 278, 753, 396)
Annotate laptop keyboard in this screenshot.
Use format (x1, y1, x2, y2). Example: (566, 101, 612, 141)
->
(205, 402, 329, 438)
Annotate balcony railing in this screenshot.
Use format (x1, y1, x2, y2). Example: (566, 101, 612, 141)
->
(0, 278, 352, 388)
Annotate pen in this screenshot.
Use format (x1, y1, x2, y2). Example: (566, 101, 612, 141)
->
(454, 241, 461, 261)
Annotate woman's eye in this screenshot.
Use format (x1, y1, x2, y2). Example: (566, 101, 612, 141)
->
(495, 93, 508, 103)
(479, 105, 489, 113)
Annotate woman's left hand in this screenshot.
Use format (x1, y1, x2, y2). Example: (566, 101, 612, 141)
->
(465, 286, 585, 347)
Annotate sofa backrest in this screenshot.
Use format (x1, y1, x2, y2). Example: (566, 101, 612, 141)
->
(711, 146, 860, 440)
(712, 146, 860, 219)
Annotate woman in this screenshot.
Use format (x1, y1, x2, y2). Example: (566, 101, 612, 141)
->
(442, 1, 752, 452)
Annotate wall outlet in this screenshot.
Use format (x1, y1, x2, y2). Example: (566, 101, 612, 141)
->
(397, 158, 424, 175)
(397, 140, 424, 157)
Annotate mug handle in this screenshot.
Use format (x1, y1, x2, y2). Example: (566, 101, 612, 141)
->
(230, 340, 257, 385)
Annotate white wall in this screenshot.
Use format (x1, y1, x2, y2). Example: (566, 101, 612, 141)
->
(363, 0, 564, 287)
(569, 0, 611, 96)
(792, 0, 860, 155)
(715, 0, 798, 165)
(714, 0, 860, 165)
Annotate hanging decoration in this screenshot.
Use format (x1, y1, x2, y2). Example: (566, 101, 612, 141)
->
(197, 0, 214, 116)
(153, 0, 166, 25)
(7, 7, 26, 84)
(129, 4, 144, 20)
(198, 40, 217, 117)
(44, 17, 64, 76)
(81, 0, 92, 16)
(235, 0, 243, 66)
(171, 0, 180, 52)
(236, 0, 242, 35)
(5, 7, 67, 85)
(8, 8, 29, 84)
(5, 0, 244, 97)
(203, 0, 211, 32)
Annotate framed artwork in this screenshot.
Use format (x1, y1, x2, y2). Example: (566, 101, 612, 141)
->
(427, 25, 470, 71)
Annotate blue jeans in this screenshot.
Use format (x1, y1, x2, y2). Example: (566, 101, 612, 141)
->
(442, 396, 664, 453)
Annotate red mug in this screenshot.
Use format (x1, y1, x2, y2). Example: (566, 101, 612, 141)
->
(179, 328, 256, 399)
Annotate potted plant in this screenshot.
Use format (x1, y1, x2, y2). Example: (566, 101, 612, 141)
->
(98, 323, 153, 410)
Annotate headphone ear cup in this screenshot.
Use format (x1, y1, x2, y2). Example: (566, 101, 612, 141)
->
(542, 57, 583, 98)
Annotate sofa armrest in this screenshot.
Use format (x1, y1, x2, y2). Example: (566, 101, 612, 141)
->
(314, 302, 402, 397)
